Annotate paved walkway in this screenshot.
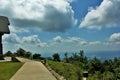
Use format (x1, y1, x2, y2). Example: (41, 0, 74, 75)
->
(10, 57, 57, 80)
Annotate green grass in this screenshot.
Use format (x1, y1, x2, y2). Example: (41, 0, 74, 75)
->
(0, 62, 24, 80)
(47, 60, 82, 80)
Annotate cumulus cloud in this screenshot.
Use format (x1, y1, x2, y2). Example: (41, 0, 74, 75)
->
(65, 37, 82, 42)
(52, 36, 87, 46)
(23, 35, 48, 47)
(66, 0, 76, 3)
(3, 34, 120, 53)
(0, 0, 76, 32)
(3, 34, 48, 48)
(109, 33, 120, 43)
(23, 35, 41, 44)
(80, 0, 120, 29)
(51, 36, 117, 52)
(3, 33, 21, 44)
(37, 42, 48, 47)
(53, 36, 83, 43)
(53, 36, 63, 43)
(9, 26, 29, 33)
(89, 41, 101, 45)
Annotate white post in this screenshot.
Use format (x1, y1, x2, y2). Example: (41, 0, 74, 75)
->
(83, 77, 87, 80)
(83, 71, 88, 80)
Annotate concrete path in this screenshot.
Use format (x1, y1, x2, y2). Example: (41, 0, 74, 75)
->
(10, 57, 57, 80)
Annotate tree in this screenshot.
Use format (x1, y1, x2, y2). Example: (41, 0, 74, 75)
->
(33, 53, 41, 59)
(64, 52, 69, 63)
(16, 48, 26, 56)
(79, 50, 84, 58)
(53, 53, 60, 61)
(89, 57, 102, 74)
(47, 57, 53, 60)
(72, 52, 79, 60)
(79, 50, 87, 64)
(114, 57, 120, 68)
(4, 51, 12, 57)
(24, 52, 32, 58)
(103, 59, 114, 72)
(102, 71, 116, 80)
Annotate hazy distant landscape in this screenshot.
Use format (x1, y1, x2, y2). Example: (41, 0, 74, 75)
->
(42, 50, 120, 61)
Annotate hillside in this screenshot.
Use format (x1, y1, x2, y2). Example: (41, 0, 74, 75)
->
(47, 60, 82, 80)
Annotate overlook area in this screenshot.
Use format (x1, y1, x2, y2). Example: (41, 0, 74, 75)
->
(0, 49, 120, 80)
(0, 0, 120, 80)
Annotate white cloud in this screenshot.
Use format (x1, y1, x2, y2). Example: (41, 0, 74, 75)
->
(49, 36, 86, 52)
(53, 36, 63, 43)
(3, 34, 120, 53)
(109, 33, 120, 43)
(65, 37, 81, 42)
(52, 36, 85, 43)
(23, 35, 48, 47)
(3, 33, 21, 44)
(51, 36, 88, 50)
(3, 34, 48, 48)
(37, 42, 48, 48)
(66, 0, 76, 3)
(80, 0, 120, 29)
(23, 35, 41, 44)
(9, 26, 29, 33)
(51, 36, 117, 52)
(0, 0, 76, 32)
(89, 41, 101, 45)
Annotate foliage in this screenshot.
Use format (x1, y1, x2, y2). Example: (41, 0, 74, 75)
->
(4, 48, 120, 80)
(88, 57, 103, 74)
(47, 60, 82, 80)
(24, 51, 32, 58)
(5, 48, 43, 60)
(47, 57, 53, 60)
(48, 50, 120, 80)
(13, 48, 33, 59)
(4, 51, 13, 57)
(64, 52, 69, 63)
(65, 50, 120, 80)
(52, 53, 61, 61)
(16, 48, 26, 56)
(0, 62, 23, 80)
(32, 53, 41, 59)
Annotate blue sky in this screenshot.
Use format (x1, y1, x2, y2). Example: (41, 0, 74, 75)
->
(0, 0, 120, 54)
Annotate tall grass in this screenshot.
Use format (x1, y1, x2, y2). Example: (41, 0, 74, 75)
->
(47, 60, 82, 80)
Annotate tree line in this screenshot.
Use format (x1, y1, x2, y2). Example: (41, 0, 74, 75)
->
(4, 48, 42, 59)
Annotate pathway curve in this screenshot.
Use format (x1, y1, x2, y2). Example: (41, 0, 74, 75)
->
(10, 57, 57, 80)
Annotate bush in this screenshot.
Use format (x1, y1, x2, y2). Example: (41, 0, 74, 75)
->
(4, 51, 13, 57)
(24, 52, 32, 58)
(33, 53, 41, 59)
(53, 53, 61, 61)
(16, 48, 25, 56)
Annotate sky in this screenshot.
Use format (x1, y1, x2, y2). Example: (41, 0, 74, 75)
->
(0, 0, 120, 54)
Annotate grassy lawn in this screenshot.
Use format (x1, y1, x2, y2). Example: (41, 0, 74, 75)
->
(0, 62, 24, 80)
(47, 60, 82, 80)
